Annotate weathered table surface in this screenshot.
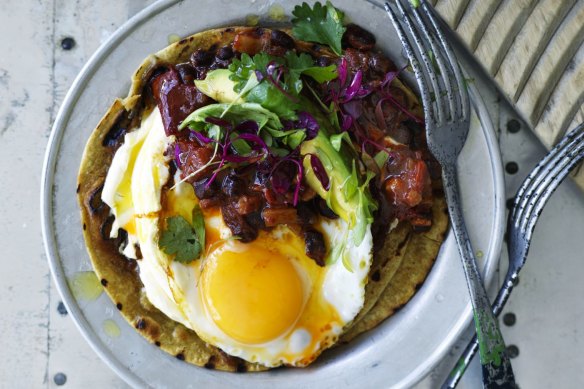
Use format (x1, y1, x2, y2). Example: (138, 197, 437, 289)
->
(1, 0, 583, 388)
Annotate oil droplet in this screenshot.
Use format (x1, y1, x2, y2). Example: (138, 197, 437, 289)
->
(476, 250, 484, 259)
(246, 14, 260, 26)
(435, 293, 445, 303)
(268, 4, 287, 22)
(168, 33, 181, 44)
(103, 319, 121, 338)
(69, 271, 103, 301)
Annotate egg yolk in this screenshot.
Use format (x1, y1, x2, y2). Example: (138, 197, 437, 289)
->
(201, 244, 304, 344)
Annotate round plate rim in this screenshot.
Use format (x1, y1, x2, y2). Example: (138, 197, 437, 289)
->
(40, 1, 505, 387)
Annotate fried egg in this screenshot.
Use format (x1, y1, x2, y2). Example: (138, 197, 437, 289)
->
(101, 107, 374, 367)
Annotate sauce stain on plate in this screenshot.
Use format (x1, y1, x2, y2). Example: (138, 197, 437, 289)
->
(69, 271, 103, 301)
(103, 319, 121, 338)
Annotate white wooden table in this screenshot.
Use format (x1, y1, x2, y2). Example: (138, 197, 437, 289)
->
(1, 1, 583, 388)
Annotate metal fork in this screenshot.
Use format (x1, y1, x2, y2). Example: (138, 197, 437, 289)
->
(444, 122, 584, 388)
(384, 1, 517, 387)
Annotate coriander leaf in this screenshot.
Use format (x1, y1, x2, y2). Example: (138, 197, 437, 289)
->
(244, 82, 299, 120)
(229, 53, 299, 119)
(301, 65, 338, 83)
(192, 205, 205, 252)
(284, 52, 338, 84)
(159, 215, 201, 263)
(284, 51, 314, 70)
(292, 1, 346, 56)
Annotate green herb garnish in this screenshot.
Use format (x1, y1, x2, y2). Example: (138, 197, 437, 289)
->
(159, 211, 205, 264)
(291, 1, 346, 56)
(227, 52, 337, 120)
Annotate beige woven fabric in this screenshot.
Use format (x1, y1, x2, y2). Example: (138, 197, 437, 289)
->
(430, 0, 584, 188)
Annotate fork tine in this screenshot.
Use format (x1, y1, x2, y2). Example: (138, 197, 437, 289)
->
(389, 0, 445, 124)
(408, 3, 457, 122)
(514, 124, 584, 207)
(421, 1, 469, 120)
(384, 2, 434, 123)
(513, 124, 584, 225)
(522, 138, 584, 239)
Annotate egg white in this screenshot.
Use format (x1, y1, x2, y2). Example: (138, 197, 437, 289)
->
(101, 107, 374, 367)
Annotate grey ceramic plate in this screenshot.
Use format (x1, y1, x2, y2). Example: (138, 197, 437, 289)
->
(41, 0, 505, 387)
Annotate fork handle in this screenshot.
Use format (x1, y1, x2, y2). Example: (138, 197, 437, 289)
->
(442, 276, 518, 389)
(441, 163, 517, 388)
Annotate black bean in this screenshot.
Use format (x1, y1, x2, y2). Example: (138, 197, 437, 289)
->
(221, 203, 258, 243)
(343, 23, 376, 51)
(254, 161, 271, 186)
(315, 197, 338, 219)
(304, 228, 326, 266)
(175, 63, 197, 85)
(222, 174, 245, 197)
(245, 210, 266, 230)
(297, 202, 316, 225)
(317, 56, 332, 67)
(193, 178, 218, 199)
(270, 29, 295, 50)
(190, 49, 214, 67)
(369, 52, 392, 75)
(216, 46, 234, 60)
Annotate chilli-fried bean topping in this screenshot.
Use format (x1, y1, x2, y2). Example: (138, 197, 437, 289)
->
(146, 17, 435, 264)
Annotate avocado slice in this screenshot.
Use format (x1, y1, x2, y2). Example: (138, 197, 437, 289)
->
(301, 131, 376, 246)
(194, 69, 259, 105)
(194, 69, 243, 104)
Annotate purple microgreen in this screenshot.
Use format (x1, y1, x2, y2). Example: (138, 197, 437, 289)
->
(235, 120, 259, 134)
(254, 69, 264, 82)
(266, 61, 279, 77)
(340, 112, 353, 131)
(343, 70, 363, 101)
(189, 130, 215, 145)
(377, 95, 423, 124)
(375, 99, 388, 132)
(288, 158, 303, 206)
(342, 100, 362, 119)
(269, 154, 304, 206)
(237, 133, 269, 153)
(296, 111, 320, 139)
(174, 144, 182, 167)
(338, 57, 348, 86)
(381, 70, 400, 88)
